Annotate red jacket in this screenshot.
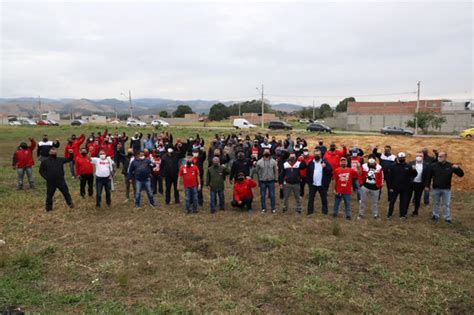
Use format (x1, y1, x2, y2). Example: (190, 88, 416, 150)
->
(100, 138, 117, 158)
(75, 155, 94, 176)
(64, 143, 74, 159)
(298, 154, 313, 178)
(12, 139, 36, 168)
(323, 147, 347, 170)
(359, 163, 384, 189)
(97, 128, 108, 145)
(233, 178, 257, 203)
(87, 142, 100, 157)
(71, 134, 85, 159)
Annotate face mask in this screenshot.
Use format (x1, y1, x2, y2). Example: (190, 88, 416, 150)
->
(89, 138, 93, 141)
(81, 152, 87, 156)
(330, 146, 335, 151)
(263, 153, 270, 158)
(213, 162, 219, 167)
(214, 154, 220, 158)
(186, 161, 192, 167)
(384, 150, 390, 155)
(49, 153, 57, 158)
(127, 152, 133, 157)
(289, 157, 296, 162)
(303, 151, 309, 156)
(314, 155, 321, 161)
(43, 138, 48, 142)
(237, 177, 244, 182)
(193, 153, 199, 157)
(398, 158, 406, 163)
(416, 156, 423, 162)
(368, 158, 376, 165)
(238, 155, 244, 160)
(319, 142, 323, 146)
(340, 163, 347, 168)
(20, 145, 28, 150)
(352, 152, 358, 157)
(100, 154, 106, 160)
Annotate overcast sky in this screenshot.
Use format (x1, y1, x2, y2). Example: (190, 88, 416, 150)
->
(1, 0, 472, 106)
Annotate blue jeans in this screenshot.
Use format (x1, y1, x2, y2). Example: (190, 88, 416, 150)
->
(432, 189, 452, 221)
(210, 190, 225, 213)
(259, 180, 276, 211)
(135, 178, 156, 207)
(69, 160, 76, 177)
(17, 167, 33, 188)
(185, 186, 198, 212)
(333, 193, 351, 217)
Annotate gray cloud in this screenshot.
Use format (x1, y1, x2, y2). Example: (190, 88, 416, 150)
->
(1, 1, 472, 106)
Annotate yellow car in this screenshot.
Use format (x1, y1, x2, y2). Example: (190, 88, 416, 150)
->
(460, 128, 474, 138)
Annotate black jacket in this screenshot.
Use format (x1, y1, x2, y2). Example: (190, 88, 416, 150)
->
(305, 159, 333, 189)
(230, 158, 252, 180)
(160, 152, 180, 177)
(428, 161, 464, 189)
(37, 140, 60, 158)
(279, 160, 307, 184)
(39, 156, 71, 182)
(386, 162, 418, 191)
(408, 161, 431, 187)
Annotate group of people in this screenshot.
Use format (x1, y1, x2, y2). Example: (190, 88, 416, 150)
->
(12, 129, 464, 223)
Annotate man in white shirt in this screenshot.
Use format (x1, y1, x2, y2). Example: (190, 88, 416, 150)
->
(306, 149, 333, 215)
(90, 150, 115, 208)
(408, 151, 430, 216)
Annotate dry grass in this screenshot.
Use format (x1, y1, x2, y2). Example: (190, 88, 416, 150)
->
(0, 125, 473, 313)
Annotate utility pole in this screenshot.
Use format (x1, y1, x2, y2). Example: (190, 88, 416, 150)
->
(128, 90, 133, 119)
(415, 81, 420, 135)
(260, 84, 264, 128)
(312, 100, 315, 121)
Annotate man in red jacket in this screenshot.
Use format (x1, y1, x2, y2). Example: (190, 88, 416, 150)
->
(75, 148, 94, 198)
(231, 172, 257, 213)
(323, 142, 347, 170)
(12, 138, 36, 189)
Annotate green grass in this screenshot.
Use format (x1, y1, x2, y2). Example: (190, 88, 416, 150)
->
(0, 125, 473, 313)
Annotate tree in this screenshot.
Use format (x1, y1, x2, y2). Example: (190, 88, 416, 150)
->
(208, 103, 230, 121)
(405, 112, 446, 133)
(173, 105, 194, 117)
(228, 99, 272, 115)
(320, 103, 333, 117)
(159, 110, 169, 118)
(335, 97, 355, 112)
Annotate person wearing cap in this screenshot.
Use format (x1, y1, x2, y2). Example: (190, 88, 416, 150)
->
(279, 152, 307, 213)
(231, 172, 257, 213)
(12, 137, 36, 189)
(408, 151, 431, 216)
(178, 154, 201, 214)
(358, 155, 384, 219)
(427, 151, 464, 224)
(206, 157, 229, 213)
(305, 149, 333, 215)
(253, 148, 279, 214)
(332, 157, 360, 219)
(386, 152, 418, 219)
(323, 142, 347, 170)
(192, 147, 207, 206)
(161, 147, 181, 205)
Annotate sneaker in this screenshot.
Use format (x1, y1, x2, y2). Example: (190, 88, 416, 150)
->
(332, 213, 338, 218)
(296, 209, 302, 214)
(357, 215, 363, 220)
(387, 215, 393, 220)
(150, 204, 156, 209)
(17, 186, 23, 190)
(271, 209, 277, 214)
(345, 216, 351, 220)
(282, 208, 287, 213)
(400, 216, 407, 220)
(373, 215, 380, 220)
(445, 219, 452, 225)
(261, 209, 267, 213)
(411, 212, 418, 217)
(248, 209, 253, 214)
(68, 203, 75, 209)
(431, 216, 439, 223)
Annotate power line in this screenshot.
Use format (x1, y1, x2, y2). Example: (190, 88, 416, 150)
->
(265, 91, 417, 98)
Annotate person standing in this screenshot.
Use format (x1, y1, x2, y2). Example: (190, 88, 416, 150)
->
(90, 150, 115, 208)
(372, 145, 396, 201)
(161, 148, 180, 205)
(178, 155, 201, 214)
(332, 157, 360, 219)
(323, 142, 347, 170)
(428, 151, 464, 224)
(206, 157, 229, 213)
(39, 147, 74, 211)
(231, 172, 257, 213)
(408, 151, 431, 217)
(298, 148, 313, 197)
(75, 148, 94, 198)
(37, 135, 60, 161)
(12, 138, 36, 189)
(229, 151, 251, 183)
(192, 147, 206, 206)
(151, 150, 163, 195)
(305, 149, 333, 215)
(120, 148, 135, 201)
(128, 150, 156, 208)
(279, 152, 306, 213)
(253, 148, 278, 213)
(386, 152, 417, 219)
(315, 138, 327, 157)
(358, 156, 384, 219)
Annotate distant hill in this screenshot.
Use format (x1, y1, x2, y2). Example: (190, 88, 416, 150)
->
(0, 97, 305, 116)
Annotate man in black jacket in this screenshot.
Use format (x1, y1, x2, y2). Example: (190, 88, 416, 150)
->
(161, 148, 180, 204)
(305, 149, 333, 215)
(229, 151, 251, 183)
(386, 152, 418, 219)
(408, 151, 431, 216)
(39, 147, 74, 211)
(428, 151, 464, 224)
(279, 152, 306, 213)
(37, 134, 60, 161)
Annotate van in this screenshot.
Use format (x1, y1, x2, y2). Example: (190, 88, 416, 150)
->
(233, 118, 256, 129)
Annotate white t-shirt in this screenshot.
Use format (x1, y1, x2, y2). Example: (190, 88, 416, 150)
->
(91, 157, 114, 178)
(312, 161, 323, 186)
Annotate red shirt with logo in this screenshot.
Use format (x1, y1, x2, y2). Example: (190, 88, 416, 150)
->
(178, 164, 200, 188)
(333, 167, 358, 194)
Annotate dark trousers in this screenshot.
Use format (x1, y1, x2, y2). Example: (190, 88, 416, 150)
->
(300, 181, 307, 197)
(46, 179, 73, 211)
(231, 197, 253, 211)
(79, 174, 94, 197)
(96, 176, 111, 207)
(152, 174, 163, 194)
(165, 176, 180, 204)
(307, 185, 328, 214)
(124, 175, 136, 199)
(388, 189, 410, 217)
(198, 173, 204, 205)
(409, 182, 424, 215)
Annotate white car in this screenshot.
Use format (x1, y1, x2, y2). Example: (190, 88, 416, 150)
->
(151, 119, 170, 127)
(233, 118, 256, 129)
(8, 121, 21, 126)
(18, 118, 37, 125)
(127, 119, 147, 127)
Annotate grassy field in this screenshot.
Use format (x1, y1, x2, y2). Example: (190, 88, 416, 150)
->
(0, 125, 473, 314)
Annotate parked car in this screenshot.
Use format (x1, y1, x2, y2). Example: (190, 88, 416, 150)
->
(8, 120, 21, 126)
(36, 120, 51, 126)
(109, 119, 121, 124)
(268, 120, 293, 130)
(459, 128, 474, 138)
(71, 119, 86, 126)
(127, 119, 147, 127)
(298, 119, 310, 124)
(380, 126, 414, 135)
(233, 118, 256, 129)
(18, 118, 37, 125)
(47, 119, 59, 126)
(307, 122, 332, 133)
(151, 119, 170, 127)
